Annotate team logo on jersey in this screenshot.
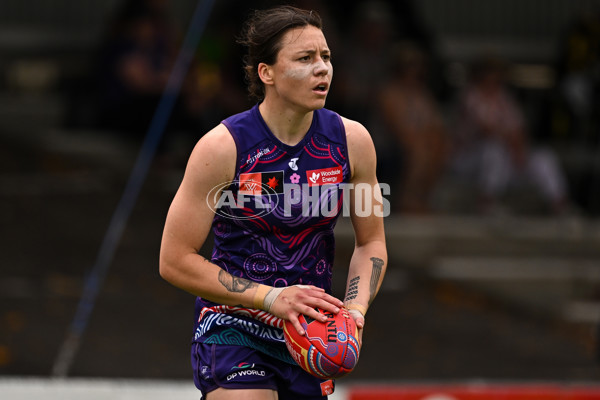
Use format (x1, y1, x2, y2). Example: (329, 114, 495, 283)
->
(288, 157, 299, 171)
(306, 166, 343, 186)
(239, 171, 284, 195)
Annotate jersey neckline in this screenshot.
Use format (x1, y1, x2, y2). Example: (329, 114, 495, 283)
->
(252, 104, 318, 153)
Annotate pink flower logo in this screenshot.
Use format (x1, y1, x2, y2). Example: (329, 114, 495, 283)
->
(290, 173, 300, 184)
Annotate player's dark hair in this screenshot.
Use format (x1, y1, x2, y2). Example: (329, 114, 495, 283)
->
(238, 6, 322, 101)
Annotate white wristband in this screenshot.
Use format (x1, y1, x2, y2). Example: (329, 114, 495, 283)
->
(263, 287, 285, 312)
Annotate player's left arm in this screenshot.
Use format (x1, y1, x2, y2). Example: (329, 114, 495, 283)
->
(342, 117, 388, 345)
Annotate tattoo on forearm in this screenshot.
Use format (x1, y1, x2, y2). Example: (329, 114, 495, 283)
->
(369, 257, 384, 303)
(218, 269, 257, 293)
(344, 276, 360, 302)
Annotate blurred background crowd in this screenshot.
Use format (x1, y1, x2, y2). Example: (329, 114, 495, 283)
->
(56, 0, 600, 217)
(1, 0, 600, 384)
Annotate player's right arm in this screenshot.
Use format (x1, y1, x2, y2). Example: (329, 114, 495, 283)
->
(159, 124, 342, 334)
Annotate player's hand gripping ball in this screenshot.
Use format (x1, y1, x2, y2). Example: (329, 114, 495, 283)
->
(283, 307, 360, 379)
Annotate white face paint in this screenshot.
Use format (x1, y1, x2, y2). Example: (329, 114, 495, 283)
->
(283, 63, 314, 80)
(285, 59, 332, 79)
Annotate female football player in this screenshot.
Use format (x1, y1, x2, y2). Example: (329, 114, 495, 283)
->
(160, 5, 387, 399)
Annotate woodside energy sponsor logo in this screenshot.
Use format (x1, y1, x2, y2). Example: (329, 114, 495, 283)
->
(306, 166, 343, 186)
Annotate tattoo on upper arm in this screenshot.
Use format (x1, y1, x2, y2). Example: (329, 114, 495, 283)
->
(218, 269, 257, 293)
(369, 257, 384, 303)
(344, 276, 360, 302)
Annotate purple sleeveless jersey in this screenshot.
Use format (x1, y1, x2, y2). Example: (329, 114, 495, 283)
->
(192, 104, 350, 364)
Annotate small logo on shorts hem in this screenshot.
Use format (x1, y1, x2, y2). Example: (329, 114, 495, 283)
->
(321, 380, 334, 396)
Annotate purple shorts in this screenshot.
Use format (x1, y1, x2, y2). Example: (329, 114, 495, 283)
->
(191, 342, 335, 399)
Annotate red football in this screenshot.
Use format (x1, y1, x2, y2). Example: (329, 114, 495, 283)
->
(283, 307, 360, 379)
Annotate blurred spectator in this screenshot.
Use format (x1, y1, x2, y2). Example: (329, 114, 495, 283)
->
(378, 42, 448, 214)
(329, 0, 399, 201)
(555, 12, 600, 144)
(95, 0, 178, 137)
(88, 0, 254, 168)
(334, 0, 395, 123)
(450, 56, 570, 215)
(179, 7, 250, 134)
(547, 11, 600, 214)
